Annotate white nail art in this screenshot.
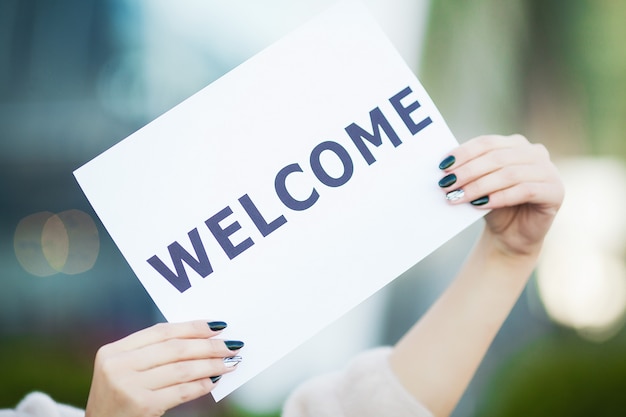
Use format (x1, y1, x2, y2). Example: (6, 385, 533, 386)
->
(445, 189, 464, 201)
(224, 355, 243, 367)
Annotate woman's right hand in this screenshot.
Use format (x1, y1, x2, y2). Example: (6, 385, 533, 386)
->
(85, 321, 243, 417)
(439, 134, 564, 258)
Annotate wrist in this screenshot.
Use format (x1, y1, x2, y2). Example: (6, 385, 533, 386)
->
(478, 229, 542, 272)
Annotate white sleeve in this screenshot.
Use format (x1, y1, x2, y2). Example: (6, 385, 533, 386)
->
(0, 393, 84, 417)
(282, 347, 434, 417)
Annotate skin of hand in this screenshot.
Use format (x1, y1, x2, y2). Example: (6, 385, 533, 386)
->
(440, 134, 565, 257)
(85, 321, 242, 417)
(390, 134, 564, 417)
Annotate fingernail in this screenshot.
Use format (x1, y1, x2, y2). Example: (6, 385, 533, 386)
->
(471, 196, 489, 206)
(208, 321, 227, 331)
(225, 340, 245, 351)
(445, 189, 464, 201)
(439, 155, 456, 170)
(210, 375, 222, 383)
(438, 173, 457, 188)
(224, 355, 243, 367)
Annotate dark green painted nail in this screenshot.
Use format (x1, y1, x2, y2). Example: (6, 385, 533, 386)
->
(439, 155, 456, 170)
(208, 321, 227, 331)
(470, 196, 489, 206)
(210, 375, 222, 383)
(225, 340, 245, 351)
(438, 173, 457, 188)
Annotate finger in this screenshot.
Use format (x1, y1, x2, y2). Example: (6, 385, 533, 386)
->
(152, 378, 217, 413)
(132, 338, 244, 371)
(104, 321, 225, 354)
(438, 146, 541, 191)
(445, 164, 551, 205)
(485, 169, 564, 209)
(142, 357, 238, 390)
(481, 181, 562, 211)
(440, 134, 529, 172)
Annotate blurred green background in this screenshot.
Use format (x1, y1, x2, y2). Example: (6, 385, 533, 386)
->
(1, 1, 625, 416)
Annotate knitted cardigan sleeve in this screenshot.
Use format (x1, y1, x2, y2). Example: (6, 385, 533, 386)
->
(1, 348, 433, 417)
(282, 347, 434, 417)
(0, 392, 84, 417)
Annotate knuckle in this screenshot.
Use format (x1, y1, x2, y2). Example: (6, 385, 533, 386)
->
(199, 378, 214, 391)
(521, 183, 537, 200)
(510, 133, 529, 144)
(166, 338, 190, 358)
(98, 356, 112, 374)
(532, 143, 550, 159)
(173, 362, 193, 382)
(176, 383, 199, 403)
(100, 375, 164, 416)
(503, 166, 520, 183)
(476, 135, 497, 150)
(198, 378, 216, 396)
(97, 354, 118, 378)
(151, 322, 172, 339)
(94, 344, 112, 363)
(490, 150, 508, 168)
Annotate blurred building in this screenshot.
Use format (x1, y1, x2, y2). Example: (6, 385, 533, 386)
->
(1, 0, 626, 416)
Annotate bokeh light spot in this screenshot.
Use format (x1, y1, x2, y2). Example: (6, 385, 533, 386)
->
(14, 210, 100, 277)
(537, 158, 626, 341)
(538, 249, 626, 341)
(14, 212, 58, 277)
(42, 214, 70, 272)
(55, 209, 100, 274)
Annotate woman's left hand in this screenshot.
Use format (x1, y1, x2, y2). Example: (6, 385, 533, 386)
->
(438, 134, 565, 257)
(85, 321, 243, 417)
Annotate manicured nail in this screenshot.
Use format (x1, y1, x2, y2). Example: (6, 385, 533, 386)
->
(224, 355, 243, 367)
(439, 155, 456, 170)
(471, 196, 489, 206)
(225, 340, 245, 351)
(208, 321, 227, 331)
(438, 173, 457, 188)
(210, 375, 222, 383)
(445, 189, 464, 201)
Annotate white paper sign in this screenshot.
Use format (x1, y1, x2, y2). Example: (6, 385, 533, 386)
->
(74, 0, 485, 401)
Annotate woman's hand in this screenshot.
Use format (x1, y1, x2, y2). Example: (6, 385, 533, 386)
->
(438, 134, 565, 257)
(85, 321, 243, 417)
(390, 135, 564, 417)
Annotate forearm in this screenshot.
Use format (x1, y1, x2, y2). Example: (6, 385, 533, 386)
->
(389, 229, 540, 417)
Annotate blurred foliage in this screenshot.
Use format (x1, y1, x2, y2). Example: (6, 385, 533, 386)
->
(526, 0, 626, 157)
(222, 407, 280, 417)
(0, 336, 93, 409)
(419, 0, 529, 137)
(420, 0, 626, 159)
(477, 328, 626, 416)
(0, 333, 283, 416)
(421, 2, 626, 415)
